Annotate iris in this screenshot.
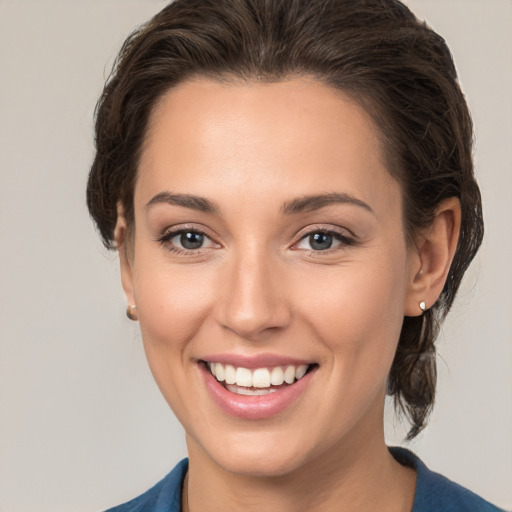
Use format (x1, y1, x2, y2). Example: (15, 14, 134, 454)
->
(181, 231, 204, 249)
(309, 232, 333, 250)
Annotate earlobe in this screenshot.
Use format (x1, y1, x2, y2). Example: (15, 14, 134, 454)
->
(405, 197, 461, 317)
(115, 203, 136, 308)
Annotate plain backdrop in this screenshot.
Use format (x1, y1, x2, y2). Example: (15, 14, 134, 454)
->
(0, 1, 511, 511)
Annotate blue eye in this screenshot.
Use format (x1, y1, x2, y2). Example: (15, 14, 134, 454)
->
(158, 228, 216, 253)
(309, 232, 334, 250)
(176, 231, 204, 249)
(295, 229, 354, 252)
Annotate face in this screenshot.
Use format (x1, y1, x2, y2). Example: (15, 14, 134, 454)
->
(119, 78, 419, 477)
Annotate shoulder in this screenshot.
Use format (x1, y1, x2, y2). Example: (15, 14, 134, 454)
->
(103, 458, 188, 512)
(389, 447, 506, 512)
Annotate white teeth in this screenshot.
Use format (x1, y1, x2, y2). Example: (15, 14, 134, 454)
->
(207, 362, 311, 390)
(214, 363, 225, 382)
(225, 364, 236, 385)
(235, 367, 253, 387)
(270, 367, 285, 385)
(295, 365, 308, 380)
(225, 384, 278, 396)
(252, 368, 271, 388)
(284, 365, 296, 384)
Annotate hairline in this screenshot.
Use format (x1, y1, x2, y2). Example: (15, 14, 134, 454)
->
(122, 72, 411, 256)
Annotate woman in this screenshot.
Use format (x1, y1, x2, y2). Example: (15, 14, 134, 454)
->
(87, 0, 503, 510)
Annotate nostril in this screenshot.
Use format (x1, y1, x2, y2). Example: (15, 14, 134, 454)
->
(215, 265, 292, 338)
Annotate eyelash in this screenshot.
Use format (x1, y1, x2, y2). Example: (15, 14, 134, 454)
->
(156, 225, 216, 255)
(156, 225, 356, 255)
(293, 227, 356, 254)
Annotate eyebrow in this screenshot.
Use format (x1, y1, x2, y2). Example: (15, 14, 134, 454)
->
(281, 193, 374, 215)
(145, 192, 220, 214)
(145, 191, 373, 216)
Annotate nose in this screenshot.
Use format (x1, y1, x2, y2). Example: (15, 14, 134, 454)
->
(215, 248, 291, 341)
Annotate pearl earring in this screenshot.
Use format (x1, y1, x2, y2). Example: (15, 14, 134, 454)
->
(419, 301, 426, 312)
(126, 305, 138, 321)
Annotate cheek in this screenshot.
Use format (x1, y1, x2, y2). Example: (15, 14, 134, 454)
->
(306, 255, 405, 317)
(132, 263, 218, 422)
(131, 261, 218, 412)
(134, 262, 215, 347)
(298, 249, 408, 369)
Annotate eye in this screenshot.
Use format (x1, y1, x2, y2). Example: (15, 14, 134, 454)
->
(295, 229, 355, 252)
(173, 231, 205, 250)
(157, 227, 217, 253)
(305, 232, 335, 251)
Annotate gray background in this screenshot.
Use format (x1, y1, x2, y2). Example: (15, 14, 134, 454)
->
(0, 1, 510, 510)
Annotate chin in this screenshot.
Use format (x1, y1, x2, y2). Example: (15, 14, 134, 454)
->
(216, 449, 308, 478)
(190, 428, 316, 478)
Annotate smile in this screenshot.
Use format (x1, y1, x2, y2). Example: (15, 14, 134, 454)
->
(199, 355, 318, 419)
(206, 362, 311, 395)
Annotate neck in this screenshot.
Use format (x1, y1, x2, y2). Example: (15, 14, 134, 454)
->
(183, 419, 415, 512)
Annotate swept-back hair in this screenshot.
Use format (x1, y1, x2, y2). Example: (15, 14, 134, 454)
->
(87, 0, 483, 438)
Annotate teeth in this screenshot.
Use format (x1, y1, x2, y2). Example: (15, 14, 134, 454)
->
(295, 365, 308, 380)
(284, 365, 295, 384)
(207, 362, 311, 389)
(215, 363, 225, 382)
(225, 384, 278, 396)
(252, 368, 270, 388)
(225, 364, 236, 385)
(270, 367, 284, 385)
(235, 367, 253, 387)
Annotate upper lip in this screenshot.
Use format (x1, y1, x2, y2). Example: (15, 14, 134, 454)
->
(199, 353, 314, 369)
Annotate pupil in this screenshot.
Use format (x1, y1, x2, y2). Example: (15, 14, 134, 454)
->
(310, 232, 332, 250)
(181, 232, 203, 249)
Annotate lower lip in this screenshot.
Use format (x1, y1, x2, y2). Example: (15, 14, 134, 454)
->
(199, 363, 315, 420)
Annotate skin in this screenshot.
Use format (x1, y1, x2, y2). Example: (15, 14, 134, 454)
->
(116, 78, 460, 512)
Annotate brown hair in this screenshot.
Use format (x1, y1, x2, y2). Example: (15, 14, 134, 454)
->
(87, 0, 483, 439)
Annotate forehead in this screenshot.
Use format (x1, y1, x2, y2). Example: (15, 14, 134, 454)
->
(137, 78, 401, 217)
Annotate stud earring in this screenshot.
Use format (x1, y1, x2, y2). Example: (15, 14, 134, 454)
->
(419, 301, 426, 312)
(126, 305, 138, 321)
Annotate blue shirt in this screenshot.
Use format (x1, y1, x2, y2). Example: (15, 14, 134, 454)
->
(104, 448, 505, 511)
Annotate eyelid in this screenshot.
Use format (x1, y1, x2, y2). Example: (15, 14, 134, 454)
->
(155, 223, 357, 255)
(291, 224, 357, 251)
(156, 223, 220, 253)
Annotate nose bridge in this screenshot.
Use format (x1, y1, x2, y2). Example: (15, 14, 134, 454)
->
(217, 242, 290, 340)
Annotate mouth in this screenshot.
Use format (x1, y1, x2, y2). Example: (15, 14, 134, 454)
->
(202, 360, 318, 396)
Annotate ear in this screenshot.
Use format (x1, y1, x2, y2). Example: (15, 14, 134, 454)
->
(114, 203, 136, 308)
(404, 197, 461, 316)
